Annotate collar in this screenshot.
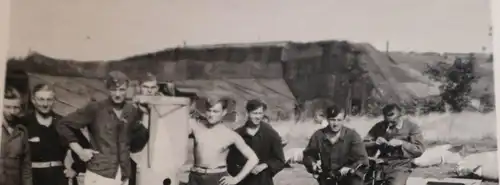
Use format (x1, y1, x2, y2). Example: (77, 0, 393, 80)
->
(321, 125, 346, 141)
(104, 99, 137, 122)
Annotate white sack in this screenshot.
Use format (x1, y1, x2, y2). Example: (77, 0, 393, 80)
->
(456, 151, 498, 180)
(413, 144, 463, 167)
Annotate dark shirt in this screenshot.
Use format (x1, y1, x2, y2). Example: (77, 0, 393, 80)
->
(0, 122, 32, 185)
(363, 119, 425, 167)
(227, 122, 286, 185)
(55, 99, 145, 181)
(22, 112, 66, 162)
(302, 126, 369, 174)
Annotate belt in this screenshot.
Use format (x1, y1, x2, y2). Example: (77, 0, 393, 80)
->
(32, 161, 63, 168)
(191, 166, 227, 174)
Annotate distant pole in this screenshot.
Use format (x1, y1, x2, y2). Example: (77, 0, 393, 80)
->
(183, 41, 187, 48)
(386, 41, 389, 53)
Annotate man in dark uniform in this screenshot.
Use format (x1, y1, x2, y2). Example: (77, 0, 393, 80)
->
(22, 84, 68, 185)
(302, 105, 369, 185)
(227, 99, 286, 185)
(0, 86, 32, 185)
(363, 104, 425, 185)
(55, 71, 149, 185)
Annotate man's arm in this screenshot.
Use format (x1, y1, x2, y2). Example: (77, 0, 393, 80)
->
(55, 103, 96, 154)
(129, 111, 150, 153)
(400, 123, 425, 159)
(263, 132, 286, 177)
(347, 132, 369, 170)
(302, 132, 320, 174)
(363, 123, 379, 148)
(231, 132, 259, 183)
(21, 131, 33, 185)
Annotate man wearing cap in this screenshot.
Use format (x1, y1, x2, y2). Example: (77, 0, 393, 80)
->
(302, 105, 369, 185)
(363, 104, 425, 185)
(55, 71, 149, 185)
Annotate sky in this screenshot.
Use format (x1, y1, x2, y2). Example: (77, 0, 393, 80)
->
(7, 0, 494, 61)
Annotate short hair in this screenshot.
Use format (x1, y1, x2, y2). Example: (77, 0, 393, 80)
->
(245, 99, 267, 112)
(382, 103, 402, 115)
(325, 105, 347, 119)
(4, 86, 22, 100)
(32, 83, 55, 95)
(206, 97, 232, 110)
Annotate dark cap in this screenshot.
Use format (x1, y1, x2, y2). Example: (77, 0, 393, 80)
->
(138, 72, 157, 84)
(105, 70, 129, 89)
(325, 105, 346, 119)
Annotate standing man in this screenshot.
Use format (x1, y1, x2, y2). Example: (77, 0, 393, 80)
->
(187, 98, 259, 185)
(129, 72, 160, 185)
(302, 105, 369, 185)
(227, 99, 286, 185)
(22, 84, 68, 185)
(363, 104, 425, 185)
(0, 86, 32, 185)
(55, 71, 149, 185)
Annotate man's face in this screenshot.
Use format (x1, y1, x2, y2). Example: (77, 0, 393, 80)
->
(32, 90, 55, 114)
(140, 80, 159, 96)
(314, 111, 325, 124)
(109, 83, 128, 104)
(206, 103, 227, 125)
(384, 109, 401, 123)
(3, 98, 21, 122)
(248, 106, 265, 125)
(327, 112, 346, 132)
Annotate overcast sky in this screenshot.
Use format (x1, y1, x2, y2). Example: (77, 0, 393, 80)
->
(7, 0, 493, 61)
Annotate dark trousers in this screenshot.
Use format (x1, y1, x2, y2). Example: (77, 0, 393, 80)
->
(129, 159, 137, 185)
(382, 169, 410, 185)
(32, 166, 68, 185)
(381, 161, 412, 185)
(317, 175, 363, 185)
(187, 171, 229, 185)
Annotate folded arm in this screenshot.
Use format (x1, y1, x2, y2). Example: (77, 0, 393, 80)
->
(55, 104, 96, 153)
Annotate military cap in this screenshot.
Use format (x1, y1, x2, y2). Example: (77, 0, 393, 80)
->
(105, 70, 130, 89)
(138, 72, 157, 84)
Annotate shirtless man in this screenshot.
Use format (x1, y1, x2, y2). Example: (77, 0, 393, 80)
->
(188, 98, 259, 185)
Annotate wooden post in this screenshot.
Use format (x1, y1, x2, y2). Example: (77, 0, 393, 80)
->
(360, 81, 367, 115)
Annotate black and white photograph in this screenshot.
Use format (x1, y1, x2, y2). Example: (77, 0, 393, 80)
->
(1, 0, 497, 185)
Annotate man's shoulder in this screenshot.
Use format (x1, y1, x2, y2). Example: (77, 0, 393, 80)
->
(261, 123, 281, 138)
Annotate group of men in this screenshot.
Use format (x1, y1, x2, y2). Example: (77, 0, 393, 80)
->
(303, 104, 426, 185)
(0, 69, 425, 185)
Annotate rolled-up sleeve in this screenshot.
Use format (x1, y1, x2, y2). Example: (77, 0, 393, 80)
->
(56, 103, 96, 144)
(401, 124, 425, 159)
(348, 132, 369, 169)
(302, 132, 320, 174)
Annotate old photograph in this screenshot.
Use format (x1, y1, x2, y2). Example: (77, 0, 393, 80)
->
(1, 0, 497, 185)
